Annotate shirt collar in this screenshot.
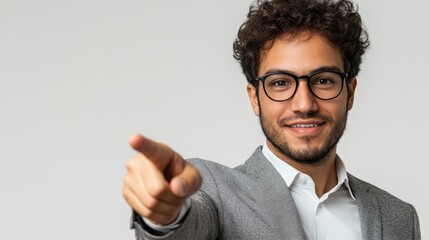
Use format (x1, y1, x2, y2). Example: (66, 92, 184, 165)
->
(336, 155, 356, 200)
(262, 142, 356, 200)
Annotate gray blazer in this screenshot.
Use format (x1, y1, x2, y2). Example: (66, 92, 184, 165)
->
(132, 147, 421, 240)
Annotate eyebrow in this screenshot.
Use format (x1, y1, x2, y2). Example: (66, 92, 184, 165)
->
(262, 66, 343, 76)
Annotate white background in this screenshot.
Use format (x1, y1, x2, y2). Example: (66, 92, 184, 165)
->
(0, 0, 427, 239)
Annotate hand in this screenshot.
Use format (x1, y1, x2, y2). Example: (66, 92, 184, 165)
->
(123, 134, 202, 225)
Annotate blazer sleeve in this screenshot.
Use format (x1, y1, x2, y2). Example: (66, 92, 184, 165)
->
(412, 204, 421, 240)
(132, 190, 219, 240)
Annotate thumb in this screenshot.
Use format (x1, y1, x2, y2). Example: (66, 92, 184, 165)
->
(169, 162, 202, 197)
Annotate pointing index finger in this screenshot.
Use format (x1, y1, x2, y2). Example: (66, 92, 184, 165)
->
(129, 134, 182, 174)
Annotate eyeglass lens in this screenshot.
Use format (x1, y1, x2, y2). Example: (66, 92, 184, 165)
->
(263, 71, 343, 101)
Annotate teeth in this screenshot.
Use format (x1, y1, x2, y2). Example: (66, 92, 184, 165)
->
(292, 124, 319, 128)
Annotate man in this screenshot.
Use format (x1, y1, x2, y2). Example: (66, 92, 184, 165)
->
(123, 0, 421, 239)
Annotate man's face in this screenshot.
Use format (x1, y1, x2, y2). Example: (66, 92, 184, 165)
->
(247, 32, 357, 165)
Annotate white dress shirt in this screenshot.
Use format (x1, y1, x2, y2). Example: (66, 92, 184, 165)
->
(262, 142, 362, 240)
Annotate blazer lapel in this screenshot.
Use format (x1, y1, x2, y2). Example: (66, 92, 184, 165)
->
(348, 174, 382, 240)
(242, 147, 306, 240)
(240, 148, 384, 239)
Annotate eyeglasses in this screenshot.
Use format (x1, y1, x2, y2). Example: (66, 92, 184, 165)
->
(256, 70, 348, 102)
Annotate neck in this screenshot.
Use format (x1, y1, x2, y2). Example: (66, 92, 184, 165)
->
(268, 142, 338, 198)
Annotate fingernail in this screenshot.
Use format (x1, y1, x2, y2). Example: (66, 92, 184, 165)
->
(178, 179, 188, 197)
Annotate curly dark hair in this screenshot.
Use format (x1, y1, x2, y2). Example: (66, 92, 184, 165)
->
(233, 0, 370, 87)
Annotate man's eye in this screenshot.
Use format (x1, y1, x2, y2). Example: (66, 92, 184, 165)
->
(272, 80, 287, 86)
(269, 78, 295, 87)
(314, 78, 332, 85)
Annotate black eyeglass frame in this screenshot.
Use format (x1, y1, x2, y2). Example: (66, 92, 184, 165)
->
(256, 70, 349, 102)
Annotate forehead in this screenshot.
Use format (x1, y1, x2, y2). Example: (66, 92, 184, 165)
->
(259, 32, 344, 75)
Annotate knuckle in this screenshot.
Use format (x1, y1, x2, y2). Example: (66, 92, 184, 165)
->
(144, 196, 160, 209)
(122, 186, 133, 200)
(122, 190, 136, 208)
(122, 189, 130, 202)
(146, 181, 167, 198)
(122, 188, 129, 198)
(126, 156, 144, 172)
(122, 175, 133, 189)
(125, 159, 136, 172)
(140, 208, 155, 219)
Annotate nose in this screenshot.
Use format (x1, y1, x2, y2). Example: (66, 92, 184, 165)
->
(289, 79, 318, 114)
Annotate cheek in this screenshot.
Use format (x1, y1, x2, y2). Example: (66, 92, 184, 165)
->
(324, 96, 349, 119)
(259, 96, 288, 121)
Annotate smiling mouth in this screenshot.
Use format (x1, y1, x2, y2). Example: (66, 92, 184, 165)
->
(290, 124, 322, 128)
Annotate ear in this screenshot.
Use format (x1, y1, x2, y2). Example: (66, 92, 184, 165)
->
(347, 77, 357, 111)
(247, 83, 260, 116)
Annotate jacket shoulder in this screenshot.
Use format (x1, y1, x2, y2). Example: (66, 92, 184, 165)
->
(348, 173, 410, 206)
(348, 173, 420, 239)
(186, 158, 252, 192)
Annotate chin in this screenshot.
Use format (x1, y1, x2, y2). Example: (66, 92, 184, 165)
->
(275, 138, 336, 165)
(289, 149, 330, 164)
